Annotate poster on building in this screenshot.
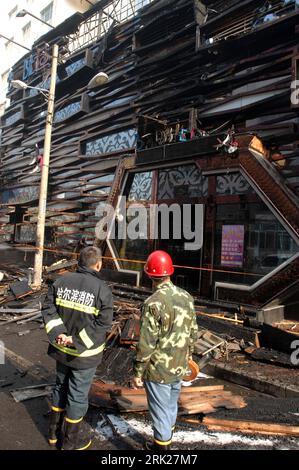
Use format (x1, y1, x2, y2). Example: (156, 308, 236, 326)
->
(221, 225, 245, 268)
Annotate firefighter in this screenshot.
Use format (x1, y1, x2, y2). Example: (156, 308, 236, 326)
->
(42, 246, 113, 450)
(133, 250, 198, 450)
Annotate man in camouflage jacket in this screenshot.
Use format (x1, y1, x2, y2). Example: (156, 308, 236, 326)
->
(133, 251, 198, 450)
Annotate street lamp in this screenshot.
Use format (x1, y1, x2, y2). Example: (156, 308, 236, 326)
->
(11, 66, 109, 288)
(11, 79, 48, 91)
(11, 79, 49, 99)
(87, 72, 109, 88)
(16, 9, 54, 29)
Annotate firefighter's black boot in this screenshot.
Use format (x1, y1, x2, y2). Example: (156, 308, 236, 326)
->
(61, 417, 92, 451)
(48, 406, 65, 447)
(144, 439, 172, 451)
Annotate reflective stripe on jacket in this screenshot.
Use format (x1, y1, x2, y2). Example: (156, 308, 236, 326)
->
(42, 265, 113, 369)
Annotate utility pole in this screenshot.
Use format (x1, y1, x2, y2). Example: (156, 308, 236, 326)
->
(33, 44, 59, 288)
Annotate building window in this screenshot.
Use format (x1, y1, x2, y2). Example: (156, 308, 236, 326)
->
(1, 70, 10, 84)
(5, 39, 14, 53)
(22, 22, 31, 41)
(128, 171, 153, 202)
(0, 102, 7, 115)
(112, 165, 204, 288)
(8, 6, 18, 20)
(158, 165, 207, 200)
(41, 2, 53, 24)
(216, 173, 253, 195)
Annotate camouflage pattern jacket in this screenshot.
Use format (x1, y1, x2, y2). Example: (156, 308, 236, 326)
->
(134, 281, 198, 384)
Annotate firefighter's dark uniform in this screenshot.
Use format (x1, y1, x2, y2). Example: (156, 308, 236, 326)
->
(42, 265, 113, 420)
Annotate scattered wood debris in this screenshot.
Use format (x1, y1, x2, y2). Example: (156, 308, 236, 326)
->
(196, 312, 261, 347)
(10, 384, 54, 403)
(274, 321, 299, 335)
(45, 259, 78, 274)
(0, 311, 41, 326)
(0, 260, 297, 436)
(89, 380, 246, 415)
(244, 347, 297, 369)
(202, 417, 299, 437)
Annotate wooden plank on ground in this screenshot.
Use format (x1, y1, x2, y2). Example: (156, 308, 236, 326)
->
(178, 403, 216, 415)
(89, 380, 245, 415)
(179, 396, 246, 415)
(90, 381, 224, 397)
(203, 416, 299, 436)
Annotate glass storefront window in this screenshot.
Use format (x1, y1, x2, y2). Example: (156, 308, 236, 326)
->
(113, 208, 151, 272)
(110, 165, 204, 288)
(108, 165, 298, 293)
(213, 202, 298, 286)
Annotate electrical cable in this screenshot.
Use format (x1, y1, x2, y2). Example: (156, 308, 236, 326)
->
(13, 243, 264, 277)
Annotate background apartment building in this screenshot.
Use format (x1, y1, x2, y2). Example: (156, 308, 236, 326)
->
(0, 0, 152, 117)
(0, 0, 78, 116)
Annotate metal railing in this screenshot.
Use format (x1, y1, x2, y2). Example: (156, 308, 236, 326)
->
(67, 0, 154, 54)
(202, 0, 298, 45)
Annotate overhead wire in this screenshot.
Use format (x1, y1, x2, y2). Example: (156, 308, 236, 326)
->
(13, 243, 264, 277)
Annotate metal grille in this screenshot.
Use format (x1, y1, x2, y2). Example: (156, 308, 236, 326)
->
(67, 0, 154, 54)
(202, 0, 298, 44)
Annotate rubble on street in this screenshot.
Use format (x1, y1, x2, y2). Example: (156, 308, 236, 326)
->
(0, 254, 298, 450)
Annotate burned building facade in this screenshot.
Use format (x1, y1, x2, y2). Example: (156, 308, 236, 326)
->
(0, 0, 299, 316)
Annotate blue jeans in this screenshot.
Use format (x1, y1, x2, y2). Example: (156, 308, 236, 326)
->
(52, 362, 97, 420)
(144, 380, 182, 444)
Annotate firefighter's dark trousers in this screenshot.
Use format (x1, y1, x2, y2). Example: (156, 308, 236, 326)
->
(52, 362, 97, 420)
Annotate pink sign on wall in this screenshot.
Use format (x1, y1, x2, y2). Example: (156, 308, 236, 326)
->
(221, 225, 245, 268)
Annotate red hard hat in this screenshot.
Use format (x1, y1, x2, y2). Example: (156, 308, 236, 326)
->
(144, 250, 174, 277)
